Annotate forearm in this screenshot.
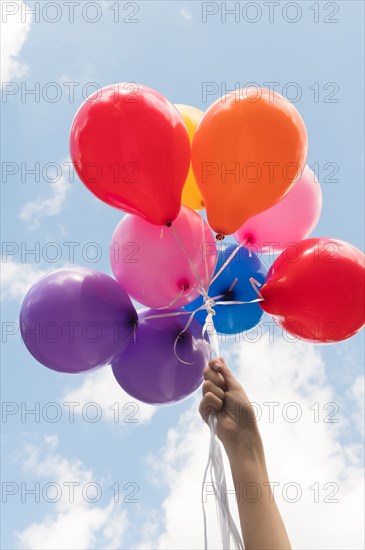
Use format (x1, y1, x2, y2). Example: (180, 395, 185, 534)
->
(226, 437, 291, 550)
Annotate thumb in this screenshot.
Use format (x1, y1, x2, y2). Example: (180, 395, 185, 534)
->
(210, 357, 239, 391)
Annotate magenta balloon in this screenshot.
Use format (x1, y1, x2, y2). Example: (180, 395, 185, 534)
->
(20, 267, 137, 374)
(111, 308, 210, 404)
(234, 166, 322, 253)
(110, 206, 217, 308)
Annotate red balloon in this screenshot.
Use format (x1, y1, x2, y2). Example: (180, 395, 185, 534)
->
(70, 83, 190, 225)
(260, 238, 365, 343)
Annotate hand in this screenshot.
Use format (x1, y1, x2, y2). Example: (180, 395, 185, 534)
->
(199, 357, 263, 460)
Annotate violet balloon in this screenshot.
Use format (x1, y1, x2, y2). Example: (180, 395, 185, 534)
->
(110, 206, 217, 309)
(20, 267, 137, 374)
(111, 308, 210, 404)
(235, 166, 322, 253)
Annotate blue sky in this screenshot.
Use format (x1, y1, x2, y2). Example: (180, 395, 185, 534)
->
(1, 1, 364, 549)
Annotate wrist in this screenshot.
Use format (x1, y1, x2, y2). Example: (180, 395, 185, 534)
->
(223, 428, 266, 467)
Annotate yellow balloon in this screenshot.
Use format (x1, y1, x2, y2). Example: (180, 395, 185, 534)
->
(175, 104, 205, 210)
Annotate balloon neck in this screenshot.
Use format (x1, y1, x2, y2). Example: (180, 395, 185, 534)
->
(166, 221, 172, 228)
(216, 233, 225, 241)
(178, 279, 190, 292)
(224, 290, 233, 301)
(245, 235, 254, 246)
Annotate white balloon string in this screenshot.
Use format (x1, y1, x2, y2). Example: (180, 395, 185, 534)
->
(172, 304, 210, 366)
(141, 310, 192, 322)
(202, 392, 245, 550)
(140, 294, 225, 324)
(200, 302, 245, 550)
(171, 294, 224, 365)
(249, 276, 264, 299)
(157, 286, 187, 310)
(210, 239, 247, 286)
(202, 311, 219, 358)
(140, 293, 263, 369)
(214, 298, 263, 306)
(171, 295, 262, 365)
(170, 223, 210, 300)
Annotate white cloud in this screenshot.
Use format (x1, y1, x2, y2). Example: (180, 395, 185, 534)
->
(19, 163, 71, 229)
(349, 375, 364, 437)
(138, 332, 364, 549)
(179, 9, 192, 21)
(62, 367, 157, 426)
(1, 1, 32, 84)
(15, 435, 129, 550)
(1, 259, 48, 302)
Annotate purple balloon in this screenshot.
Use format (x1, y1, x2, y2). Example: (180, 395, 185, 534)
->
(111, 309, 210, 404)
(20, 267, 137, 374)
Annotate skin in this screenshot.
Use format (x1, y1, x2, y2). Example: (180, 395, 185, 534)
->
(199, 357, 292, 550)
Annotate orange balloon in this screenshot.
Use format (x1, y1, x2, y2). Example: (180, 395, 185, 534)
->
(175, 104, 205, 210)
(191, 89, 308, 236)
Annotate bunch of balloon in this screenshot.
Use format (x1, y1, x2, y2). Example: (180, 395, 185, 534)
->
(20, 83, 365, 411)
(18, 82, 365, 550)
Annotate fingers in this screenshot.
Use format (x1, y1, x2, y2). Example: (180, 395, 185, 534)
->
(200, 360, 226, 423)
(199, 391, 223, 422)
(202, 379, 225, 400)
(204, 361, 226, 390)
(208, 357, 239, 391)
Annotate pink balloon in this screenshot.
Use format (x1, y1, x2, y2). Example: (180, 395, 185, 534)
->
(110, 206, 217, 308)
(234, 166, 322, 253)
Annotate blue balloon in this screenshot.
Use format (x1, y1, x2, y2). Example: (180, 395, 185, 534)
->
(185, 245, 267, 335)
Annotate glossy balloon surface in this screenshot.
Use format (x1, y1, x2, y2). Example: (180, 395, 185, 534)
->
(110, 206, 217, 309)
(175, 104, 205, 210)
(20, 268, 137, 373)
(112, 308, 209, 404)
(192, 89, 308, 235)
(70, 83, 190, 225)
(235, 165, 322, 253)
(260, 239, 365, 342)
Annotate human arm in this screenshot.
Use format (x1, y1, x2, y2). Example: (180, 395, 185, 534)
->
(199, 357, 291, 550)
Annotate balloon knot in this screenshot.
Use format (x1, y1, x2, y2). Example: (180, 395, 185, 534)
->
(179, 279, 190, 291)
(204, 297, 216, 316)
(166, 221, 172, 228)
(216, 233, 225, 241)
